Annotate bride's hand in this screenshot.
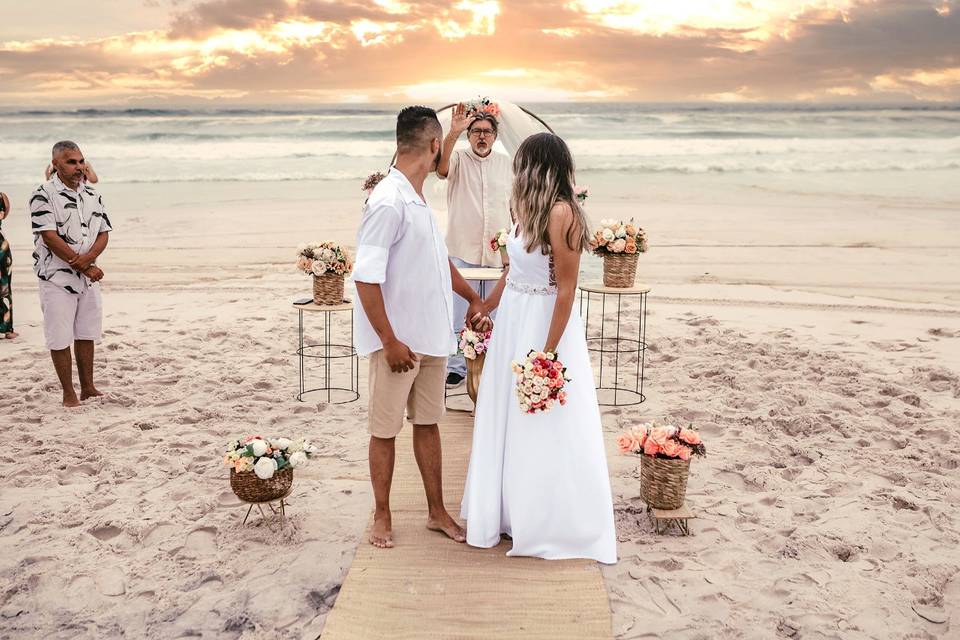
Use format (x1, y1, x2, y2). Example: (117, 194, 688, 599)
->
(466, 298, 492, 332)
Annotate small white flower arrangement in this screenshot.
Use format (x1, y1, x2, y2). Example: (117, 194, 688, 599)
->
(488, 228, 510, 254)
(224, 435, 317, 479)
(296, 242, 353, 277)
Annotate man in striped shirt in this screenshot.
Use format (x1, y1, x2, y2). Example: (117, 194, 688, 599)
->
(30, 141, 113, 407)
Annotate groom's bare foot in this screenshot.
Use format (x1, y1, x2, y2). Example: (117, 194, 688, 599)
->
(369, 511, 394, 549)
(427, 510, 466, 543)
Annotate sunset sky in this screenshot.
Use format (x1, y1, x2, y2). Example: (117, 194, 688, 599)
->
(1, 0, 957, 105)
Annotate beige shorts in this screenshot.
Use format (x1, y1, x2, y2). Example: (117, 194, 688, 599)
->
(368, 350, 447, 438)
(38, 279, 103, 351)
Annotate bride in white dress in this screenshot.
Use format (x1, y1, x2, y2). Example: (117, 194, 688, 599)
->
(460, 133, 617, 564)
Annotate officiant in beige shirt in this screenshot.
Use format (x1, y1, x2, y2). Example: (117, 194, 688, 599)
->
(437, 103, 512, 385)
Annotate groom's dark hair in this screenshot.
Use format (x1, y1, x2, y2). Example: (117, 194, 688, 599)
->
(396, 106, 441, 152)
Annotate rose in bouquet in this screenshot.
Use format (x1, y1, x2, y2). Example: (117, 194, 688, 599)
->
(459, 328, 492, 360)
(590, 219, 649, 256)
(224, 435, 318, 479)
(511, 350, 570, 414)
(574, 185, 589, 204)
(296, 241, 353, 277)
(617, 422, 706, 461)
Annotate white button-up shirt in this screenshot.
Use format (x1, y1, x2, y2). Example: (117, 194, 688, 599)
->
(352, 168, 455, 357)
(441, 148, 512, 267)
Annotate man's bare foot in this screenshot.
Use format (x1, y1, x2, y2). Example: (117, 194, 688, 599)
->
(3, 331, 17, 339)
(80, 387, 104, 400)
(427, 511, 466, 543)
(63, 393, 81, 408)
(369, 512, 394, 549)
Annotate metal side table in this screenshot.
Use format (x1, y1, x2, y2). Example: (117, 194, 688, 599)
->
(578, 283, 650, 406)
(294, 300, 359, 404)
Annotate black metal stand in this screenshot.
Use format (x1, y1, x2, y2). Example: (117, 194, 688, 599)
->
(295, 301, 359, 404)
(579, 284, 649, 406)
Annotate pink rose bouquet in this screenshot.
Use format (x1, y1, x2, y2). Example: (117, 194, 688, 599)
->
(617, 422, 706, 461)
(590, 219, 649, 256)
(510, 349, 570, 414)
(296, 241, 353, 277)
(458, 328, 491, 361)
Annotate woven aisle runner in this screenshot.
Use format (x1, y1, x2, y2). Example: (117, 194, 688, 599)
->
(320, 411, 613, 639)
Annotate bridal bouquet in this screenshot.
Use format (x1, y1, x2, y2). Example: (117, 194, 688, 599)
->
(617, 423, 706, 460)
(458, 328, 491, 360)
(511, 350, 570, 414)
(590, 219, 649, 256)
(224, 435, 317, 479)
(296, 242, 353, 277)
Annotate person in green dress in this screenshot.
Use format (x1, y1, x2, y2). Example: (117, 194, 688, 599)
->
(0, 191, 15, 339)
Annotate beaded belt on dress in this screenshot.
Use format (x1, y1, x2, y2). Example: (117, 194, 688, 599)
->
(506, 278, 557, 296)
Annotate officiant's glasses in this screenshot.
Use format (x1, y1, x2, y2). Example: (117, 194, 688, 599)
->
(469, 127, 495, 138)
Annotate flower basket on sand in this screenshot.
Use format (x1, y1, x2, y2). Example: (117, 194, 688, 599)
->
(225, 436, 316, 503)
(459, 328, 491, 403)
(617, 422, 706, 510)
(296, 242, 353, 305)
(590, 219, 649, 288)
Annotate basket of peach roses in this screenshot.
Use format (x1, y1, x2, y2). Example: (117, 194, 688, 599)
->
(618, 422, 705, 510)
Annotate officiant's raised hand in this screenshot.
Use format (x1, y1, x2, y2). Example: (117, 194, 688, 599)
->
(383, 337, 419, 373)
(450, 102, 471, 137)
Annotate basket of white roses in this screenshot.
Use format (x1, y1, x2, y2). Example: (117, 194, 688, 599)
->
(225, 436, 316, 503)
(296, 242, 353, 305)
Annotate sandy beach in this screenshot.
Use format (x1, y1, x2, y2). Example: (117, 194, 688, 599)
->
(1, 171, 959, 639)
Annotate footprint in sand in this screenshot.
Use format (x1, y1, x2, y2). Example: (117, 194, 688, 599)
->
(58, 463, 98, 485)
(180, 527, 218, 557)
(88, 525, 123, 541)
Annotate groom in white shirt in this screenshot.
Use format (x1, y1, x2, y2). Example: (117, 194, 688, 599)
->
(353, 106, 490, 549)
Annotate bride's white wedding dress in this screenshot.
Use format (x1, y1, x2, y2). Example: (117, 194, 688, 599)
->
(460, 225, 618, 563)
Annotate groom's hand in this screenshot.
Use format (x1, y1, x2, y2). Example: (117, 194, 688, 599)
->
(466, 299, 492, 332)
(383, 338, 419, 373)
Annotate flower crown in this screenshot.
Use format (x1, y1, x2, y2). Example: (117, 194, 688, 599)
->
(464, 96, 500, 120)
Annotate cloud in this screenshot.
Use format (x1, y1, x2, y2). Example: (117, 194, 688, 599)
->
(0, 0, 957, 104)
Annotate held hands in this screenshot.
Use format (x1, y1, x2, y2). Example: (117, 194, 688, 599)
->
(383, 338, 419, 373)
(466, 298, 493, 332)
(450, 102, 471, 136)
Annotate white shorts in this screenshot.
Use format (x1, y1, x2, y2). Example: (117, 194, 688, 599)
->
(39, 279, 103, 351)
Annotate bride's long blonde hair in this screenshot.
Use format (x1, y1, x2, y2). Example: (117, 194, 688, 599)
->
(511, 132, 591, 255)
